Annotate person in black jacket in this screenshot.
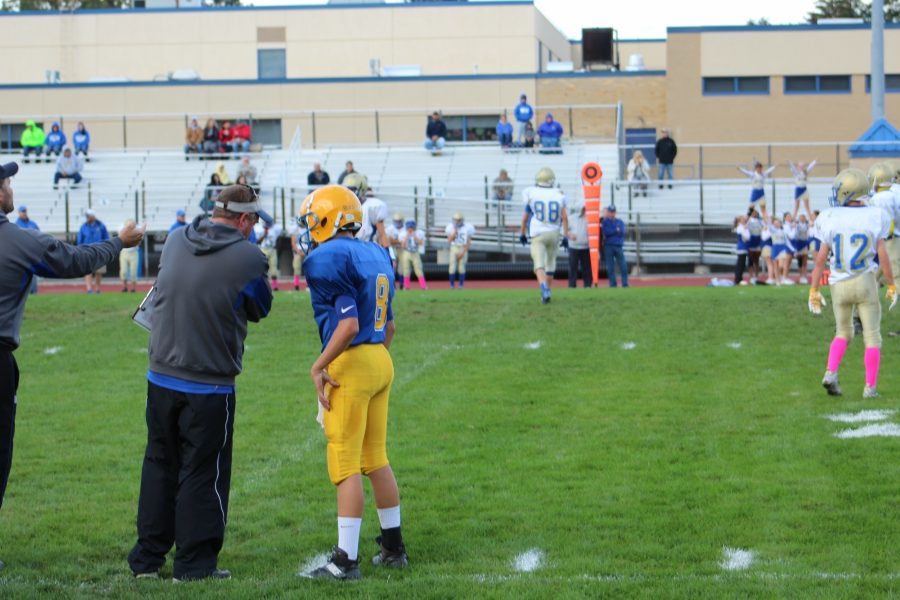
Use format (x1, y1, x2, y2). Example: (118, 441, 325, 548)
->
(424, 111, 447, 153)
(655, 128, 678, 189)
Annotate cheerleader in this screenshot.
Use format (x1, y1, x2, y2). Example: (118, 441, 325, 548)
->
(792, 213, 812, 284)
(769, 216, 796, 285)
(788, 159, 817, 217)
(733, 214, 750, 285)
(746, 209, 764, 284)
(738, 161, 777, 218)
(761, 219, 775, 284)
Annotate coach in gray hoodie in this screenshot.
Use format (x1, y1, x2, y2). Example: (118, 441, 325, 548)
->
(127, 184, 272, 582)
(0, 161, 144, 571)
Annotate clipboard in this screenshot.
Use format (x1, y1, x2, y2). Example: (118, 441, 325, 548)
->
(132, 285, 157, 331)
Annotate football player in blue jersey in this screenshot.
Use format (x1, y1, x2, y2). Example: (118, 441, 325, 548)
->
(297, 184, 408, 580)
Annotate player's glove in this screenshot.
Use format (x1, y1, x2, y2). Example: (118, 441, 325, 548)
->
(519, 234, 528, 246)
(808, 287, 827, 315)
(560, 236, 569, 249)
(887, 284, 898, 311)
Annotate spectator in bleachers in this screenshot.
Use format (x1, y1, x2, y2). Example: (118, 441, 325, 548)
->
(567, 203, 592, 288)
(232, 120, 252, 153)
(496, 114, 513, 149)
(184, 117, 203, 158)
(202, 119, 220, 154)
(236, 156, 258, 186)
(20, 120, 45, 163)
(15, 206, 40, 294)
(72, 122, 90, 160)
(537, 113, 563, 153)
(169, 209, 187, 233)
(424, 111, 447, 153)
(119, 218, 139, 293)
(201, 173, 223, 214)
(514, 94, 534, 145)
(626, 150, 651, 197)
(492, 169, 514, 202)
(523, 121, 535, 151)
(53, 148, 84, 189)
(601, 206, 628, 288)
(44, 122, 67, 160)
(219, 121, 236, 153)
(214, 161, 232, 186)
(77, 209, 110, 294)
(307, 162, 330, 188)
(336, 160, 356, 185)
(655, 128, 678, 189)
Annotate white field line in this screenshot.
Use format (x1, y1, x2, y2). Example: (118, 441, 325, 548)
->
(460, 571, 900, 585)
(513, 548, 544, 573)
(622, 342, 636, 350)
(826, 410, 896, 423)
(524, 341, 542, 350)
(834, 423, 900, 439)
(727, 342, 742, 349)
(720, 547, 755, 571)
(43, 346, 63, 355)
(297, 552, 330, 576)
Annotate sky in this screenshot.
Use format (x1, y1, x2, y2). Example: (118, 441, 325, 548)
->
(245, 0, 819, 40)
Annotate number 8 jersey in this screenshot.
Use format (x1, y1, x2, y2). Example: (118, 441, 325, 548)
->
(304, 236, 395, 349)
(817, 206, 891, 284)
(522, 185, 567, 237)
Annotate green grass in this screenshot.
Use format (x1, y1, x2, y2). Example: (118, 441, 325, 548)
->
(1, 286, 899, 598)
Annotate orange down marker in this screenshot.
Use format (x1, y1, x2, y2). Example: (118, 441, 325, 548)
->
(581, 162, 603, 286)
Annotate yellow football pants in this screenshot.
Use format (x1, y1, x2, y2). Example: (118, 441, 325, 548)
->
(323, 343, 395, 485)
(400, 249, 424, 278)
(530, 230, 560, 273)
(832, 271, 882, 348)
(262, 247, 278, 278)
(448, 245, 468, 275)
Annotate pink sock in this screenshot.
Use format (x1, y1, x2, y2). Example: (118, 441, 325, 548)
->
(404, 276, 411, 289)
(271, 277, 279, 291)
(293, 275, 300, 287)
(418, 276, 428, 290)
(864, 347, 881, 388)
(826, 337, 849, 373)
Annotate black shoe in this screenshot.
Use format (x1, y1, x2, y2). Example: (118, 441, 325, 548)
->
(372, 536, 408, 568)
(173, 568, 231, 582)
(300, 547, 361, 580)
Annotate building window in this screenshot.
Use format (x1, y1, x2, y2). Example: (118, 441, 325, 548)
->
(258, 49, 286, 80)
(785, 75, 851, 94)
(865, 74, 900, 93)
(702, 76, 770, 95)
(443, 115, 499, 143)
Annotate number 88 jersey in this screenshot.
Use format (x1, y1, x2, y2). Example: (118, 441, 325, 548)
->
(522, 185, 567, 237)
(817, 206, 891, 284)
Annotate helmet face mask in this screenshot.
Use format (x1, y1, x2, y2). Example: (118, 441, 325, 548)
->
(297, 185, 363, 254)
(535, 167, 555, 187)
(830, 168, 870, 207)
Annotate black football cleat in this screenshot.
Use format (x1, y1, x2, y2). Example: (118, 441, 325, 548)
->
(372, 536, 408, 569)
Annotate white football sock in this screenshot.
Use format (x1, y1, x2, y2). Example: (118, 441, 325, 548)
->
(337, 517, 362, 560)
(377, 505, 401, 530)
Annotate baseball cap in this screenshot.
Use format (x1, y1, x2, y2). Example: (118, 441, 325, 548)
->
(607, 205, 617, 212)
(0, 162, 19, 179)
(176, 209, 186, 217)
(405, 219, 416, 229)
(214, 185, 273, 224)
(85, 209, 96, 217)
(18, 205, 27, 212)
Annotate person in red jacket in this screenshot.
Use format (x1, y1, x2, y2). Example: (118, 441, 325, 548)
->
(219, 121, 236, 153)
(232, 121, 252, 153)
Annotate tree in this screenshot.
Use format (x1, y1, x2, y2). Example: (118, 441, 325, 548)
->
(746, 17, 772, 25)
(806, 0, 900, 22)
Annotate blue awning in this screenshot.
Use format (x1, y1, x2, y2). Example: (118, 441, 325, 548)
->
(849, 118, 900, 158)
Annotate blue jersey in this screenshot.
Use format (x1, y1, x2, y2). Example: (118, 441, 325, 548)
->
(304, 236, 395, 350)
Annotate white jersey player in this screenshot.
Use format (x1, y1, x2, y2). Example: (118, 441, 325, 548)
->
(867, 162, 900, 284)
(254, 219, 283, 291)
(445, 213, 475, 288)
(809, 168, 897, 399)
(342, 172, 389, 247)
(519, 167, 569, 304)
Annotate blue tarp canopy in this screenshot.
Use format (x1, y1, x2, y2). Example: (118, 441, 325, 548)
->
(849, 118, 900, 158)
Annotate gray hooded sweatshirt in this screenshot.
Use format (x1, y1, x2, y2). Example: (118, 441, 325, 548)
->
(0, 213, 123, 350)
(148, 216, 271, 387)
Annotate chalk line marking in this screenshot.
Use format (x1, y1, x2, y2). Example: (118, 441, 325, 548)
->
(513, 548, 544, 573)
(834, 423, 900, 439)
(297, 552, 330, 576)
(524, 341, 542, 350)
(622, 342, 636, 350)
(43, 346, 62, 355)
(727, 342, 742, 349)
(720, 547, 755, 571)
(826, 409, 896, 424)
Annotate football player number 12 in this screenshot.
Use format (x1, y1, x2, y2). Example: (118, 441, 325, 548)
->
(374, 274, 389, 331)
(532, 200, 560, 224)
(832, 233, 870, 271)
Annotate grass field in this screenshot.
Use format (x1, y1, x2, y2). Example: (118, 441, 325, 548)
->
(1, 286, 899, 598)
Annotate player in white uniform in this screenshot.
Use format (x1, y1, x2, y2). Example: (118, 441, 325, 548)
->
(809, 169, 897, 399)
(385, 213, 405, 289)
(519, 167, 569, 304)
(287, 216, 308, 291)
(254, 216, 283, 291)
(867, 162, 900, 286)
(397, 219, 427, 290)
(445, 213, 475, 288)
(344, 173, 389, 249)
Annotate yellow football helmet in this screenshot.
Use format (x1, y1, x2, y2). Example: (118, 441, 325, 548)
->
(535, 167, 556, 187)
(342, 172, 369, 200)
(297, 185, 362, 252)
(884, 159, 900, 183)
(830, 168, 870, 207)
(452, 212, 464, 224)
(867, 162, 895, 192)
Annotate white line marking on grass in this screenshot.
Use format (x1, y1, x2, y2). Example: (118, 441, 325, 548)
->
(297, 552, 330, 575)
(720, 547, 755, 571)
(826, 409, 896, 423)
(622, 342, 636, 350)
(524, 341, 542, 350)
(727, 342, 742, 349)
(834, 423, 900, 439)
(43, 346, 62, 355)
(513, 548, 544, 573)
